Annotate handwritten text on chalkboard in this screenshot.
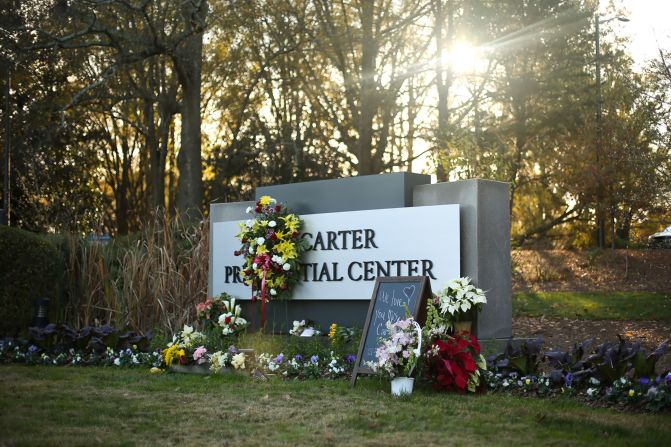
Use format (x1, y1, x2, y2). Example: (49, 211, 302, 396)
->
(357, 278, 430, 370)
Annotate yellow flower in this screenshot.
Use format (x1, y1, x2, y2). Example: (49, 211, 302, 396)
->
(274, 230, 287, 241)
(256, 244, 268, 255)
(628, 389, 635, 397)
(259, 196, 273, 206)
(150, 367, 162, 374)
(162, 345, 180, 366)
(275, 240, 297, 260)
(281, 214, 300, 233)
(329, 323, 337, 338)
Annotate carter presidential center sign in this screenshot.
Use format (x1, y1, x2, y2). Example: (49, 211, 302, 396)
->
(211, 204, 460, 300)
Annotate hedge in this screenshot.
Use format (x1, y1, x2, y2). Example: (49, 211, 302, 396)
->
(0, 226, 60, 336)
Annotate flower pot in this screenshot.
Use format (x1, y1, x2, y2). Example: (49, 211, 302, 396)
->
(454, 320, 472, 334)
(391, 377, 414, 396)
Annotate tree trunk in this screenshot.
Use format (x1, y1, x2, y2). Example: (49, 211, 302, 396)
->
(434, 0, 453, 182)
(357, 0, 376, 175)
(143, 98, 162, 212)
(617, 208, 632, 241)
(407, 79, 416, 172)
(174, 1, 207, 218)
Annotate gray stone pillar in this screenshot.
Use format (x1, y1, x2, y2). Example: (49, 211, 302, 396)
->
(256, 172, 430, 213)
(413, 179, 512, 339)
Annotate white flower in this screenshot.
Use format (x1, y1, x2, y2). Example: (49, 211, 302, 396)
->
(270, 288, 277, 296)
(246, 206, 253, 214)
(268, 221, 276, 228)
(249, 247, 255, 254)
(589, 377, 600, 386)
(253, 262, 258, 269)
(272, 255, 285, 264)
(283, 263, 291, 271)
(232, 352, 246, 369)
(586, 387, 598, 397)
(246, 219, 254, 227)
(114, 358, 121, 366)
(218, 312, 233, 327)
(209, 351, 230, 372)
(256, 237, 265, 245)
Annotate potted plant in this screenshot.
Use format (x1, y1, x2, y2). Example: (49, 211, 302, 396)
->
(432, 277, 487, 333)
(424, 331, 487, 393)
(369, 317, 422, 396)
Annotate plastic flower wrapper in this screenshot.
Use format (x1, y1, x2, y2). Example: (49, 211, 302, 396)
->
(231, 352, 246, 369)
(209, 351, 230, 372)
(161, 344, 186, 367)
(424, 331, 485, 393)
(193, 346, 208, 364)
(196, 293, 248, 338)
(215, 296, 247, 337)
(161, 325, 207, 366)
(288, 319, 320, 337)
(369, 317, 421, 379)
(433, 277, 487, 324)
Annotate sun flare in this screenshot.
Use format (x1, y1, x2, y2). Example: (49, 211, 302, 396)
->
(440, 41, 486, 75)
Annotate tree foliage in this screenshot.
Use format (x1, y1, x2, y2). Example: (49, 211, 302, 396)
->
(0, 0, 668, 246)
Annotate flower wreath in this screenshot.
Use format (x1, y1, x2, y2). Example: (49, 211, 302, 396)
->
(234, 195, 308, 326)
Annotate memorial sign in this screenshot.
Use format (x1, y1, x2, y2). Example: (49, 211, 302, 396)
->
(211, 204, 459, 300)
(350, 276, 432, 386)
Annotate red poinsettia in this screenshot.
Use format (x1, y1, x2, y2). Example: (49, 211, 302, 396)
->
(425, 332, 481, 392)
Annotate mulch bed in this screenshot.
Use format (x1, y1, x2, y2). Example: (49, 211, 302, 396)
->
(512, 249, 671, 293)
(513, 316, 671, 372)
(511, 249, 671, 371)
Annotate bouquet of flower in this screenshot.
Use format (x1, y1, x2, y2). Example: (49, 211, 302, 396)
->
(369, 317, 421, 379)
(289, 320, 320, 337)
(424, 331, 487, 393)
(161, 325, 207, 367)
(209, 346, 247, 373)
(196, 293, 248, 337)
(433, 277, 487, 324)
(235, 196, 308, 303)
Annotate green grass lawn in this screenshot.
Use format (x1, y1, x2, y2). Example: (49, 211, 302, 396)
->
(513, 291, 671, 321)
(1, 366, 669, 446)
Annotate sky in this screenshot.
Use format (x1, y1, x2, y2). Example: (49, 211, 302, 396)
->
(612, 0, 671, 68)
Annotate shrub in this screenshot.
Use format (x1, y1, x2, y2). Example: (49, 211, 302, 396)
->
(0, 226, 60, 336)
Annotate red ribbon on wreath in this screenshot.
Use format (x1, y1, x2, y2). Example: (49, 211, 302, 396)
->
(253, 253, 272, 330)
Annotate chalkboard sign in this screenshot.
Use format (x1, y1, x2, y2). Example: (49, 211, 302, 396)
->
(350, 276, 432, 386)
